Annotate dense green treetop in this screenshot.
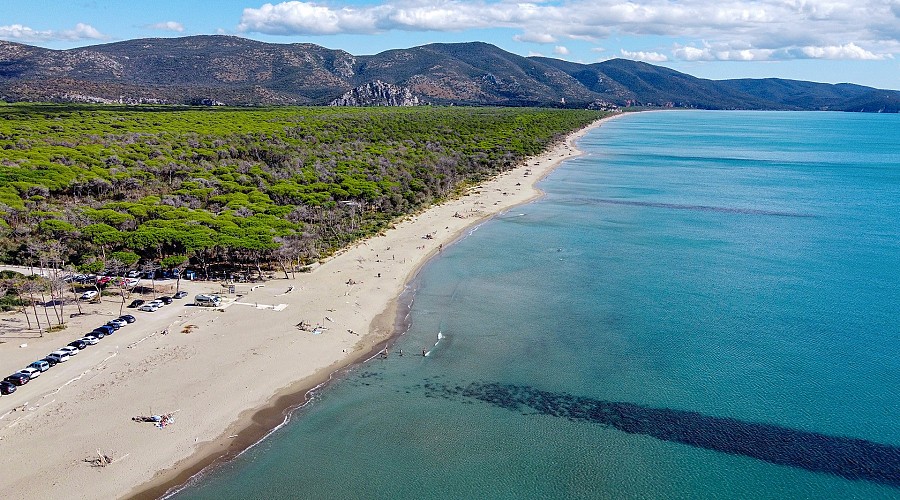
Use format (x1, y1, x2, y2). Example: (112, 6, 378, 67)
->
(0, 104, 604, 273)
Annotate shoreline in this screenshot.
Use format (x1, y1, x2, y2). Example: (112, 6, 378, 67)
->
(133, 113, 619, 499)
(0, 113, 623, 500)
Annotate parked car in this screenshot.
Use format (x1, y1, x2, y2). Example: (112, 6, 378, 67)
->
(108, 318, 128, 328)
(4, 373, 30, 386)
(41, 356, 59, 367)
(158, 296, 174, 305)
(194, 294, 222, 307)
(118, 314, 136, 323)
(128, 299, 145, 308)
(28, 360, 50, 372)
(68, 339, 87, 350)
(0, 380, 16, 395)
(80, 290, 99, 300)
(124, 278, 140, 288)
(104, 321, 121, 330)
(59, 346, 79, 357)
(97, 276, 113, 286)
(93, 325, 115, 336)
(19, 367, 41, 380)
(126, 270, 141, 278)
(138, 303, 159, 312)
(46, 351, 70, 363)
(85, 330, 104, 340)
(79, 336, 99, 346)
(173, 291, 188, 299)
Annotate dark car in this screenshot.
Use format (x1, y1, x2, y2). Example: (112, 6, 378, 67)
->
(0, 381, 16, 395)
(118, 314, 136, 323)
(173, 291, 188, 299)
(158, 296, 174, 305)
(68, 339, 87, 350)
(85, 330, 104, 340)
(104, 321, 121, 330)
(4, 373, 30, 386)
(92, 325, 115, 337)
(41, 356, 59, 367)
(128, 299, 145, 308)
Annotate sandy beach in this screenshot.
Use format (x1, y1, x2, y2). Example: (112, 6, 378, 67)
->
(0, 114, 616, 499)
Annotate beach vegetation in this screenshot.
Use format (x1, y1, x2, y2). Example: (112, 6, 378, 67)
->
(0, 104, 603, 285)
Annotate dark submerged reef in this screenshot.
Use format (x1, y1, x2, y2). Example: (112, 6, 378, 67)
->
(423, 381, 900, 488)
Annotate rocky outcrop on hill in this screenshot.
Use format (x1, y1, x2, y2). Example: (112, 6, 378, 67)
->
(329, 80, 421, 106)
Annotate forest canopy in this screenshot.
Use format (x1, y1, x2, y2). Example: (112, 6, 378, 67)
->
(0, 104, 604, 277)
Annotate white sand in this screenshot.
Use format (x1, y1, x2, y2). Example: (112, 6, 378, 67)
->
(0, 114, 618, 499)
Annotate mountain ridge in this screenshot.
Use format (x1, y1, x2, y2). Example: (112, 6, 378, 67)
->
(0, 36, 896, 111)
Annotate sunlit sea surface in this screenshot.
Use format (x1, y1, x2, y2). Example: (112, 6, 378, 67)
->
(177, 111, 900, 499)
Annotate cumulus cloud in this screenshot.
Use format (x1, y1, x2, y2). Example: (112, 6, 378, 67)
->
(799, 43, 886, 60)
(620, 49, 668, 62)
(237, 0, 898, 61)
(0, 22, 106, 42)
(513, 32, 556, 44)
(553, 45, 569, 55)
(149, 21, 185, 33)
(672, 41, 889, 61)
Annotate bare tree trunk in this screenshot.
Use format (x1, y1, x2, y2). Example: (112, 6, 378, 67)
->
(29, 292, 42, 336)
(39, 290, 54, 330)
(19, 294, 32, 329)
(70, 280, 83, 316)
(54, 275, 65, 325)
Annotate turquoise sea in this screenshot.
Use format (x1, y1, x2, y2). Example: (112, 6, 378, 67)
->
(176, 111, 900, 499)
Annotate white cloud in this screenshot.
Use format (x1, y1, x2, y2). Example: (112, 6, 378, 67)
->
(239, 2, 380, 35)
(620, 49, 668, 62)
(554, 45, 569, 55)
(149, 21, 185, 33)
(237, 0, 898, 62)
(0, 22, 106, 42)
(672, 41, 889, 61)
(513, 32, 557, 44)
(673, 45, 711, 61)
(799, 42, 887, 60)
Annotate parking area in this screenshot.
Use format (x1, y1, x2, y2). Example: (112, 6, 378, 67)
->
(0, 273, 222, 416)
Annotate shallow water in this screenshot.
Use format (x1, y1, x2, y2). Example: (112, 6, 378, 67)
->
(177, 111, 900, 499)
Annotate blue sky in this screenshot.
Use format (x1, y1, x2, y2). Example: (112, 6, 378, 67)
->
(2, 0, 898, 90)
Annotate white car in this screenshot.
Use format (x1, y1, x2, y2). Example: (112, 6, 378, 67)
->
(80, 336, 99, 345)
(59, 346, 79, 357)
(138, 303, 159, 312)
(108, 318, 128, 328)
(47, 351, 70, 363)
(80, 290, 98, 300)
(18, 367, 41, 380)
(124, 278, 140, 288)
